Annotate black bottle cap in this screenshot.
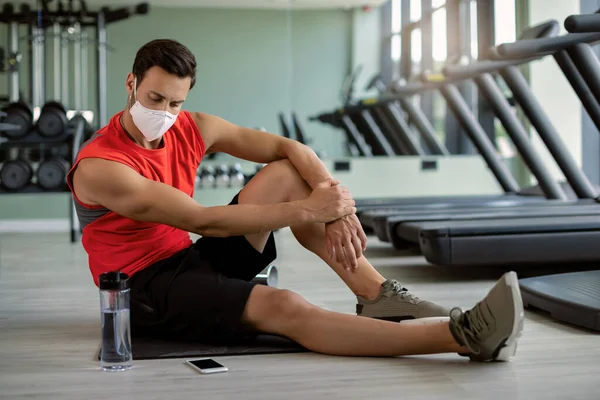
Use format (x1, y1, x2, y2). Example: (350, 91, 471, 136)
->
(99, 272, 130, 291)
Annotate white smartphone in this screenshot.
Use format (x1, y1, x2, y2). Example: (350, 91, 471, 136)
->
(186, 358, 228, 374)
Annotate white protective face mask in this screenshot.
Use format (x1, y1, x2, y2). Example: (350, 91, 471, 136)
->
(129, 78, 179, 142)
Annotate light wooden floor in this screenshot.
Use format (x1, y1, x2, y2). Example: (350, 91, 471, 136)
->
(1, 229, 598, 400)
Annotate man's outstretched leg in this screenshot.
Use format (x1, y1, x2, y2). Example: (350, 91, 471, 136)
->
(239, 159, 449, 320)
(241, 271, 524, 361)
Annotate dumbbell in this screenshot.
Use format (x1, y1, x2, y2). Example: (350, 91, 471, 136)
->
(37, 101, 68, 138)
(214, 164, 230, 188)
(0, 159, 33, 191)
(0, 102, 34, 139)
(37, 157, 70, 190)
(228, 163, 245, 188)
(200, 165, 216, 188)
(251, 265, 278, 287)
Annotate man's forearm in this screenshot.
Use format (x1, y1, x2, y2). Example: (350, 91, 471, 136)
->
(191, 202, 310, 237)
(280, 141, 334, 189)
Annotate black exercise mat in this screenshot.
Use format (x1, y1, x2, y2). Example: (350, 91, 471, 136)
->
(98, 334, 309, 361)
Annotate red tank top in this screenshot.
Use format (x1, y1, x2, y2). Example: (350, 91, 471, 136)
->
(67, 110, 205, 286)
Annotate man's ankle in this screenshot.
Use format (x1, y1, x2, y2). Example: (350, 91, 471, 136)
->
(355, 282, 384, 301)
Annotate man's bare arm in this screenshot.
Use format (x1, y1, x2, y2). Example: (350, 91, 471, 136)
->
(72, 158, 355, 237)
(192, 112, 366, 269)
(195, 112, 334, 190)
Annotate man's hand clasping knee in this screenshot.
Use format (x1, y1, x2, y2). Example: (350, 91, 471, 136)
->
(311, 178, 368, 272)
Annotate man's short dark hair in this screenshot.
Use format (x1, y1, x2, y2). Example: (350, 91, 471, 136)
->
(132, 39, 197, 89)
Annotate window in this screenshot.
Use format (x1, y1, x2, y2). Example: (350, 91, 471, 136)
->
(432, 7, 447, 62)
(410, 0, 421, 21)
(392, 0, 401, 33)
(388, 0, 517, 69)
(412, 28, 422, 68)
(494, 0, 516, 44)
(392, 35, 401, 62)
(470, 0, 478, 59)
(381, 0, 519, 153)
(391, 0, 402, 62)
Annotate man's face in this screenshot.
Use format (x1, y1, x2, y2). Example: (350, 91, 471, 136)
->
(126, 66, 191, 115)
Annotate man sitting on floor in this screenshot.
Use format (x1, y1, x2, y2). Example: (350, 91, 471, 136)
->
(67, 39, 524, 362)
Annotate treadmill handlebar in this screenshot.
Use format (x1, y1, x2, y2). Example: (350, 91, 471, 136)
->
(564, 13, 600, 33)
(309, 113, 339, 125)
(442, 56, 540, 80)
(443, 20, 559, 79)
(520, 19, 560, 40)
(387, 79, 446, 95)
(495, 31, 600, 59)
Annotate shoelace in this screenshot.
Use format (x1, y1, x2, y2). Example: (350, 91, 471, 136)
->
(385, 280, 421, 302)
(452, 303, 490, 355)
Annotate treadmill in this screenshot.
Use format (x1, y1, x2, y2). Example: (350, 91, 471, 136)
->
(315, 74, 451, 158)
(318, 83, 444, 158)
(311, 83, 552, 209)
(312, 67, 397, 157)
(496, 15, 600, 331)
(311, 110, 375, 157)
(514, 13, 600, 333)
(374, 13, 600, 333)
(318, 65, 437, 157)
(368, 24, 600, 246)
(334, 65, 413, 157)
(342, 99, 424, 157)
(390, 18, 600, 266)
(310, 25, 560, 208)
(355, 21, 581, 231)
(366, 75, 450, 156)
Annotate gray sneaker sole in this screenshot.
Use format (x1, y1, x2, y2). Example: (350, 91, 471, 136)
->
(495, 271, 525, 361)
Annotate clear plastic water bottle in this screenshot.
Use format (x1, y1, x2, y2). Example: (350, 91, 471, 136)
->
(99, 272, 132, 372)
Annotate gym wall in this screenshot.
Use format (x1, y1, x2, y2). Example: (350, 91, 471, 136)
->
(350, 6, 382, 100)
(105, 7, 352, 157)
(0, 6, 357, 225)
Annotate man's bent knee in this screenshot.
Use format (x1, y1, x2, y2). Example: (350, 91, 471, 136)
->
(242, 286, 314, 336)
(265, 159, 296, 177)
(241, 159, 309, 204)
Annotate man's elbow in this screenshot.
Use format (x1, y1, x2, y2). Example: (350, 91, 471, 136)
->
(278, 138, 313, 159)
(190, 208, 233, 238)
(194, 224, 231, 238)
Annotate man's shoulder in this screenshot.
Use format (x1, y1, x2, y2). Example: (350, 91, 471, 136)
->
(184, 111, 221, 131)
(172, 110, 206, 160)
(77, 128, 140, 170)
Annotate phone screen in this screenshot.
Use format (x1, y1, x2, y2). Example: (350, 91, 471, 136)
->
(188, 359, 225, 370)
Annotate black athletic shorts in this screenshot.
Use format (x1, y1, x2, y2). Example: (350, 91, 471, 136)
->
(128, 193, 277, 344)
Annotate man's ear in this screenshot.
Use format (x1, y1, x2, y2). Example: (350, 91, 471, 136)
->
(125, 73, 135, 96)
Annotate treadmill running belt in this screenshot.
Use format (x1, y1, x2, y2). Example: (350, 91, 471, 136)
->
(411, 215, 600, 265)
(384, 203, 600, 246)
(519, 270, 600, 331)
(419, 214, 600, 236)
(359, 197, 559, 230)
(355, 193, 543, 214)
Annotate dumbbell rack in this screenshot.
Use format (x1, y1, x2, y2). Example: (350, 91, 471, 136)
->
(0, 114, 88, 243)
